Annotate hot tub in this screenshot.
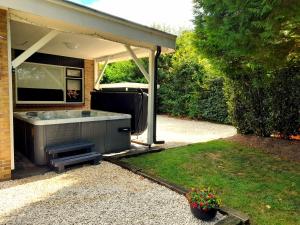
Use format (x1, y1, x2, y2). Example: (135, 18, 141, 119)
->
(14, 110, 131, 165)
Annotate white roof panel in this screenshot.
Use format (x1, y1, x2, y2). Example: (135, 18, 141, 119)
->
(1, 0, 176, 60)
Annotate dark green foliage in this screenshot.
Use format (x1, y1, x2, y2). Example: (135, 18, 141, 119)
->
(194, 0, 300, 137)
(197, 78, 229, 123)
(194, 0, 300, 72)
(158, 56, 204, 117)
(103, 31, 230, 124)
(269, 61, 300, 137)
(158, 32, 229, 123)
(102, 60, 147, 83)
(224, 71, 273, 136)
(224, 62, 300, 137)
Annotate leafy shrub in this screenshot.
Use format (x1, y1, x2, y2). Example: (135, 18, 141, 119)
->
(269, 61, 300, 138)
(194, 0, 300, 138)
(224, 61, 300, 137)
(197, 78, 229, 123)
(102, 31, 230, 125)
(224, 71, 272, 136)
(158, 31, 229, 124)
(158, 58, 205, 117)
(158, 62, 229, 124)
(102, 60, 147, 84)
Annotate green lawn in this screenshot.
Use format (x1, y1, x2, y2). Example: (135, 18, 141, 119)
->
(122, 140, 300, 225)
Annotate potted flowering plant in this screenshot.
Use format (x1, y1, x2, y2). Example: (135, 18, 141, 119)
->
(186, 188, 221, 221)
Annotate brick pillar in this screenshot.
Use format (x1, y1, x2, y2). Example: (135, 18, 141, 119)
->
(84, 59, 94, 109)
(0, 9, 12, 181)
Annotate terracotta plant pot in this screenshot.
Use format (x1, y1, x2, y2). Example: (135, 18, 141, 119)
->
(190, 205, 217, 221)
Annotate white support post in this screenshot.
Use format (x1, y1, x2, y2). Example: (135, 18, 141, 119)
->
(124, 45, 150, 82)
(94, 57, 109, 90)
(7, 16, 14, 169)
(147, 49, 155, 145)
(11, 30, 59, 68)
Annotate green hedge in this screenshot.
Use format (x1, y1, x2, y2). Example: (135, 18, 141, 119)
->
(225, 61, 300, 137)
(197, 78, 229, 123)
(158, 60, 229, 124)
(102, 32, 230, 125)
(102, 60, 147, 84)
(157, 31, 229, 124)
(269, 62, 300, 138)
(98, 29, 299, 137)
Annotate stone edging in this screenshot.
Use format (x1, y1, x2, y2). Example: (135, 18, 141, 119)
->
(104, 152, 250, 225)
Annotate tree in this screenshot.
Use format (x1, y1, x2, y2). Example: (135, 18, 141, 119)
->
(101, 59, 147, 84)
(194, 0, 300, 73)
(159, 31, 229, 123)
(193, 0, 300, 137)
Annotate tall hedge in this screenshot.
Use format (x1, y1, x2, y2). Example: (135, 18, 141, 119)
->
(102, 31, 230, 124)
(224, 62, 300, 137)
(158, 32, 229, 123)
(197, 78, 229, 123)
(224, 70, 273, 136)
(194, 0, 300, 138)
(269, 61, 300, 138)
(102, 60, 147, 84)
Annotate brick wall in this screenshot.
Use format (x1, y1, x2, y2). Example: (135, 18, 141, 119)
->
(0, 9, 95, 180)
(14, 59, 94, 111)
(0, 9, 11, 181)
(84, 59, 94, 109)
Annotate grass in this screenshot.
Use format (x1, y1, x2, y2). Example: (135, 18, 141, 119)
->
(121, 140, 300, 225)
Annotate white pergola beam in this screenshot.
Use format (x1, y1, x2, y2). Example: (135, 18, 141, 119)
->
(147, 49, 155, 145)
(94, 57, 110, 90)
(11, 30, 59, 68)
(124, 45, 150, 82)
(4, 0, 176, 50)
(96, 48, 148, 63)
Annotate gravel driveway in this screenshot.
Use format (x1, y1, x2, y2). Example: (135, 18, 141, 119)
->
(0, 162, 224, 225)
(133, 115, 237, 148)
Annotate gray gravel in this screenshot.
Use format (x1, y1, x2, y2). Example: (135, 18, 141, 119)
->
(0, 162, 225, 225)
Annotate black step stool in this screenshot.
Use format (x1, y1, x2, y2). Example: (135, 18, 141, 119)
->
(46, 141, 102, 173)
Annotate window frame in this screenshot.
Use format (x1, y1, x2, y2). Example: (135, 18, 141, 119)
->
(66, 78, 83, 103)
(66, 68, 82, 78)
(15, 62, 84, 105)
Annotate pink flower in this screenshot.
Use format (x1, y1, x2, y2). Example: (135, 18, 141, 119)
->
(191, 202, 198, 208)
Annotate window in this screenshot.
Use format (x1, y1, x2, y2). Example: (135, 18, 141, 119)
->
(66, 68, 82, 78)
(66, 68, 83, 102)
(66, 79, 83, 102)
(15, 62, 84, 104)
